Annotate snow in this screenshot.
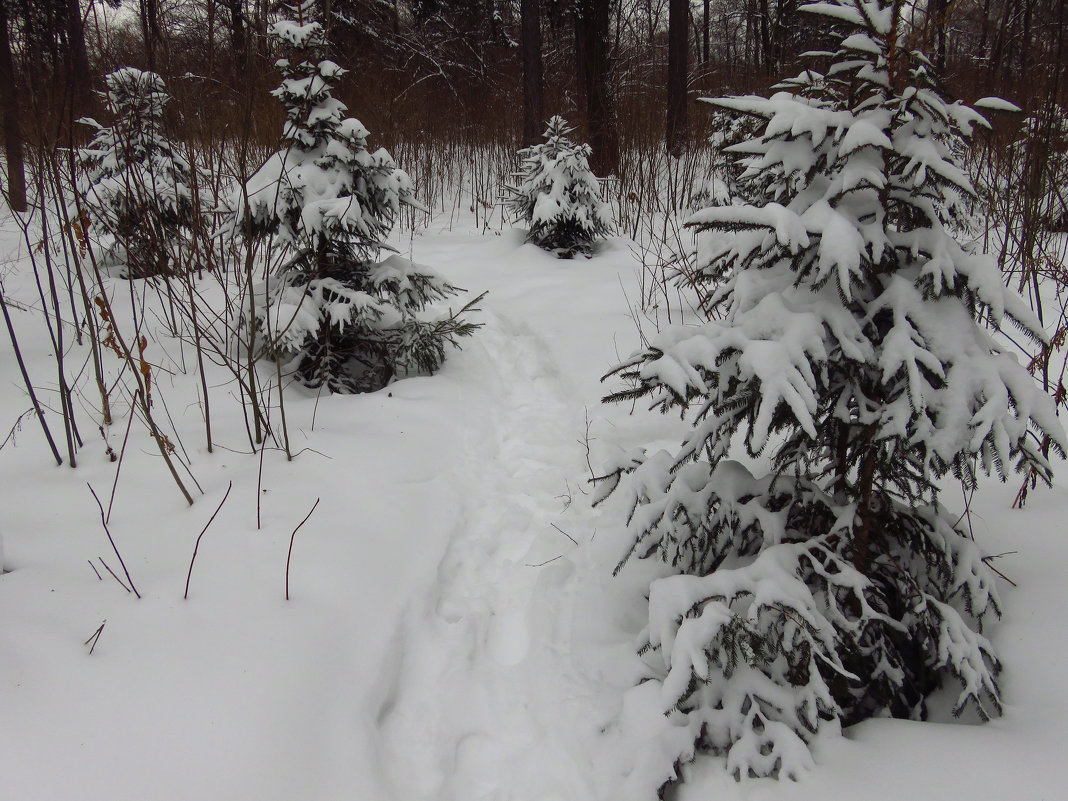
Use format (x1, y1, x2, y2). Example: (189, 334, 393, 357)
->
(2, 204, 1068, 801)
(973, 97, 1022, 113)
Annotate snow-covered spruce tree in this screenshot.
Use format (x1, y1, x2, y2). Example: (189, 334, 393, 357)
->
(77, 68, 197, 278)
(234, 12, 480, 393)
(596, 0, 1066, 784)
(507, 116, 613, 258)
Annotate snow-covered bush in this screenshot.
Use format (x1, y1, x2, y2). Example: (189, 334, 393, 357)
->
(507, 116, 613, 258)
(77, 68, 197, 278)
(231, 15, 480, 394)
(597, 0, 1066, 785)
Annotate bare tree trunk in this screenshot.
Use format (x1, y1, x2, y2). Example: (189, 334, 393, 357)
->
(573, 6, 588, 114)
(978, 0, 992, 55)
(139, 0, 163, 73)
(226, 0, 247, 65)
(521, 0, 545, 146)
(758, 0, 771, 72)
(1020, 0, 1034, 79)
(773, 0, 798, 69)
(930, 0, 949, 72)
(320, 0, 333, 42)
(64, 0, 92, 115)
(667, 0, 688, 157)
(702, 0, 710, 64)
(576, 0, 617, 175)
(0, 0, 25, 212)
(987, 0, 1008, 83)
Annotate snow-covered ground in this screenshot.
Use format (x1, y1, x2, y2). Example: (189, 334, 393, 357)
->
(1, 209, 1066, 800)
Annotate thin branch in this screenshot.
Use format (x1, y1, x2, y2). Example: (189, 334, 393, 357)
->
(84, 620, 106, 655)
(982, 551, 1020, 587)
(550, 522, 579, 546)
(106, 405, 136, 524)
(87, 483, 140, 598)
(184, 481, 233, 600)
(286, 497, 320, 601)
(98, 557, 131, 594)
(526, 553, 565, 568)
(0, 291, 63, 465)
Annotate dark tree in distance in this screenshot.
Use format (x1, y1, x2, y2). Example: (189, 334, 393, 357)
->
(8, 0, 92, 117)
(62, 0, 91, 114)
(521, 0, 545, 147)
(223, 0, 248, 65)
(666, 0, 687, 156)
(575, 0, 617, 175)
(0, 0, 26, 211)
(138, 0, 164, 72)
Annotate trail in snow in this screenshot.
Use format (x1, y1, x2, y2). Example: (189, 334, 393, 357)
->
(374, 231, 649, 801)
(376, 309, 585, 801)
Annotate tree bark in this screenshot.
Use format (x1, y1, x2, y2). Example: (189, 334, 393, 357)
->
(139, 0, 163, 73)
(575, 0, 617, 176)
(0, 0, 25, 212)
(854, 447, 877, 573)
(521, 0, 545, 146)
(64, 0, 92, 116)
(666, 0, 687, 157)
(758, 0, 771, 71)
(930, 0, 948, 72)
(226, 0, 247, 65)
(702, 0, 710, 64)
(773, 0, 798, 69)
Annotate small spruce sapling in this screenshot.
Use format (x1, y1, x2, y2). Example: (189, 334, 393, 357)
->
(231, 13, 481, 393)
(596, 0, 1066, 787)
(507, 116, 613, 258)
(77, 68, 198, 278)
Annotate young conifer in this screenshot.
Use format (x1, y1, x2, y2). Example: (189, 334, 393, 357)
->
(232, 5, 480, 393)
(597, 0, 1066, 784)
(77, 68, 197, 278)
(507, 116, 613, 258)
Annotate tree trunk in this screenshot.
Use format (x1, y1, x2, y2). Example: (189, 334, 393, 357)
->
(978, 0, 992, 56)
(575, 0, 617, 176)
(773, 0, 798, 69)
(666, 0, 688, 157)
(702, 0, 710, 65)
(758, 0, 771, 72)
(930, 0, 948, 72)
(521, 0, 545, 146)
(1020, 0, 1034, 79)
(64, 0, 92, 116)
(573, 6, 588, 115)
(854, 448, 876, 573)
(0, 0, 25, 212)
(988, 0, 1016, 85)
(226, 0, 247, 65)
(139, 0, 163, 73)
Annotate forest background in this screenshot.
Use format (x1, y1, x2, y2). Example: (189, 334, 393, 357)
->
(2, 0, 1066, 236)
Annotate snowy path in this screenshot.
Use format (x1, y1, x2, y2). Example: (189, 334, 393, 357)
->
(375, 233, 634, 801)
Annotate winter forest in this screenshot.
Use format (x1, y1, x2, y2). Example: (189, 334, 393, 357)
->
(1, 0, 1067, 798)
